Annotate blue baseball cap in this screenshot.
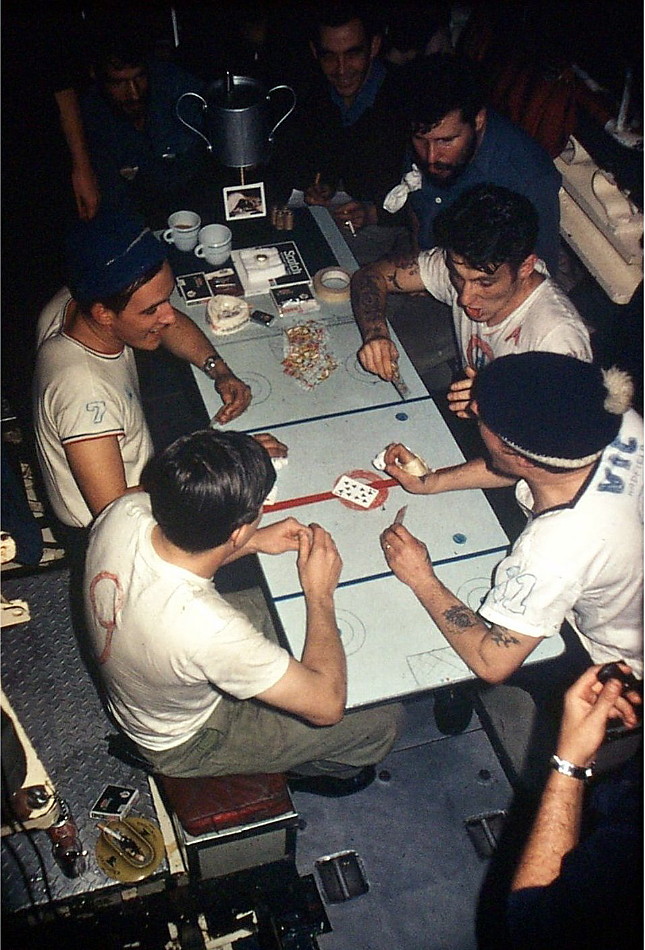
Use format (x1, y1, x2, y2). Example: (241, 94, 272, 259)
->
(66, 211, 167, 306)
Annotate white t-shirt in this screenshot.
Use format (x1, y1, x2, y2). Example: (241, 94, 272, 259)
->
(418, 250, 592, 370)
(84, 494, 291, 751)
(33, 288, 153, 527)
(479, 410, 644, 676)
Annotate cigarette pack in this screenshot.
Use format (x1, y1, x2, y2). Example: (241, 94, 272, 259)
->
(205, 266, 245, 297)
(176, 267, 245, 304)
(271, 282, 320, 316)
(175, 272, 213, 305)
(90, 784, 139, 820)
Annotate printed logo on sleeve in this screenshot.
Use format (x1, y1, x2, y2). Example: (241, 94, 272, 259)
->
(86, 400, 107, 424)
(489, 564, 536, 615)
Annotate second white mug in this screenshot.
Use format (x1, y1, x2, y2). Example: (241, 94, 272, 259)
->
(194, 224, 233, 266)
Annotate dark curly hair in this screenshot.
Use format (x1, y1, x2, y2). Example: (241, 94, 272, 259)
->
(433, 184, 538, 273)
(403, 54, 487, 132)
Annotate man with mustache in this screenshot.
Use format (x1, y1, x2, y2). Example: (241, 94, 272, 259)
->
(386, 55, 561, 276)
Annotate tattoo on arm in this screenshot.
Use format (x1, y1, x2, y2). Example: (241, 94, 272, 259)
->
(490, 627, 521, 648)
(352, 270, 389, 335)
(444, 605, 478, 631)
(384, 257, 420, 292)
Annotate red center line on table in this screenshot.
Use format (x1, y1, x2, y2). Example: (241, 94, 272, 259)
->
(263, 477, 401, 512)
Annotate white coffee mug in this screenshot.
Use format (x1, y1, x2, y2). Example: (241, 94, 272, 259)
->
(163, 211, 201, 252)
(194, 224, 233, 266)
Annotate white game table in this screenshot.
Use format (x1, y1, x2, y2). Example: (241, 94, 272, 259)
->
(189, 320, 427, 431)
(258, 400, 510, 593)
(256, 403, 564, 708)
(270, 555, 563, 709)
(179, 208, 563, 706)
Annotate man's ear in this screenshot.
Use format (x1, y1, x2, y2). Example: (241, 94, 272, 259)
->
(370, 34, 382, 59)
(229, 525, 245, 549)
(517, 253, 539, 280)
(474, 108, 487, 135)
(89, 301, 116, 327)
(309, 40, 319, 61)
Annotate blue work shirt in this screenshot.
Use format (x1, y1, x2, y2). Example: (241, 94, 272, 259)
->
(82, 60, 205, 215)
(406, 109, 562, 275)
(329, 59, 386, 128)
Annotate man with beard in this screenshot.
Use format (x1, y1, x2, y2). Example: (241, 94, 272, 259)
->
(385, 56, 561, 276)
(351, 184, 590, 415)
(81, 27, 209, 225)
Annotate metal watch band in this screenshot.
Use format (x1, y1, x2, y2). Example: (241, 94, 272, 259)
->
(550, 754, 594, 781)
(202, 355, 221, 377)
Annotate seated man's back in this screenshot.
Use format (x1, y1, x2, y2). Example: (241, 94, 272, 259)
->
(86, 491, 290, 751)
(84, 430, 402, 789)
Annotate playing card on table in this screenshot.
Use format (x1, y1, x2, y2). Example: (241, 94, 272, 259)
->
(332, 475, 379, 508)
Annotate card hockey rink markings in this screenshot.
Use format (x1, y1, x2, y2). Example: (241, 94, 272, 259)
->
(343, 354, 383, 386)
(335, 609, 367, 656)
(406, 647, 470, 687)
(239, 371, 272, 407)
(456, 576, 495, 612)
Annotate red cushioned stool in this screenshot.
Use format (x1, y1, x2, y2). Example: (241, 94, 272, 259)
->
(154, 772, 298, 880)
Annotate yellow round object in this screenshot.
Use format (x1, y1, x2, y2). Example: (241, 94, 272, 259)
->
(95, 816, 164, 883)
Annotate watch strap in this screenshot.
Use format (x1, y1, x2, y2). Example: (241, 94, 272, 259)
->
(550, 753, 594, 781)
(202, 355, 221, 377)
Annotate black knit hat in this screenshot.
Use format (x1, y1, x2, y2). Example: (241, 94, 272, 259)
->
(473, 353, 633, 468)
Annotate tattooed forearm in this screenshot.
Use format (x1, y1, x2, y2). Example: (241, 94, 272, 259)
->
(351, 269, 389, 337)
(444, 605, 478, 631)
(490, 628, 521, 648)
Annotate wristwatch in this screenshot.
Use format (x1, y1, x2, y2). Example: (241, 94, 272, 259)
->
(202, 355, 222, 378)
(550, 754, 594, 781)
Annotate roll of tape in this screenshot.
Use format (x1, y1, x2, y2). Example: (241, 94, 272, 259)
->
(313, 266, 351, 303)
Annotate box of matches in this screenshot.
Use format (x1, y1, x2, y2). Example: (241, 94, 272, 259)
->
(90, 784, 139, 820)
(175, 272, 213, 305)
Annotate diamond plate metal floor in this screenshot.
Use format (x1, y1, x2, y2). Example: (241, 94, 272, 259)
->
(1, 570, 167, 911)
(2, 569, 514, 950)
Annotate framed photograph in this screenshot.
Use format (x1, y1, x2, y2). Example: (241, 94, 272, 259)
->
(223, 182, 267, 221)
